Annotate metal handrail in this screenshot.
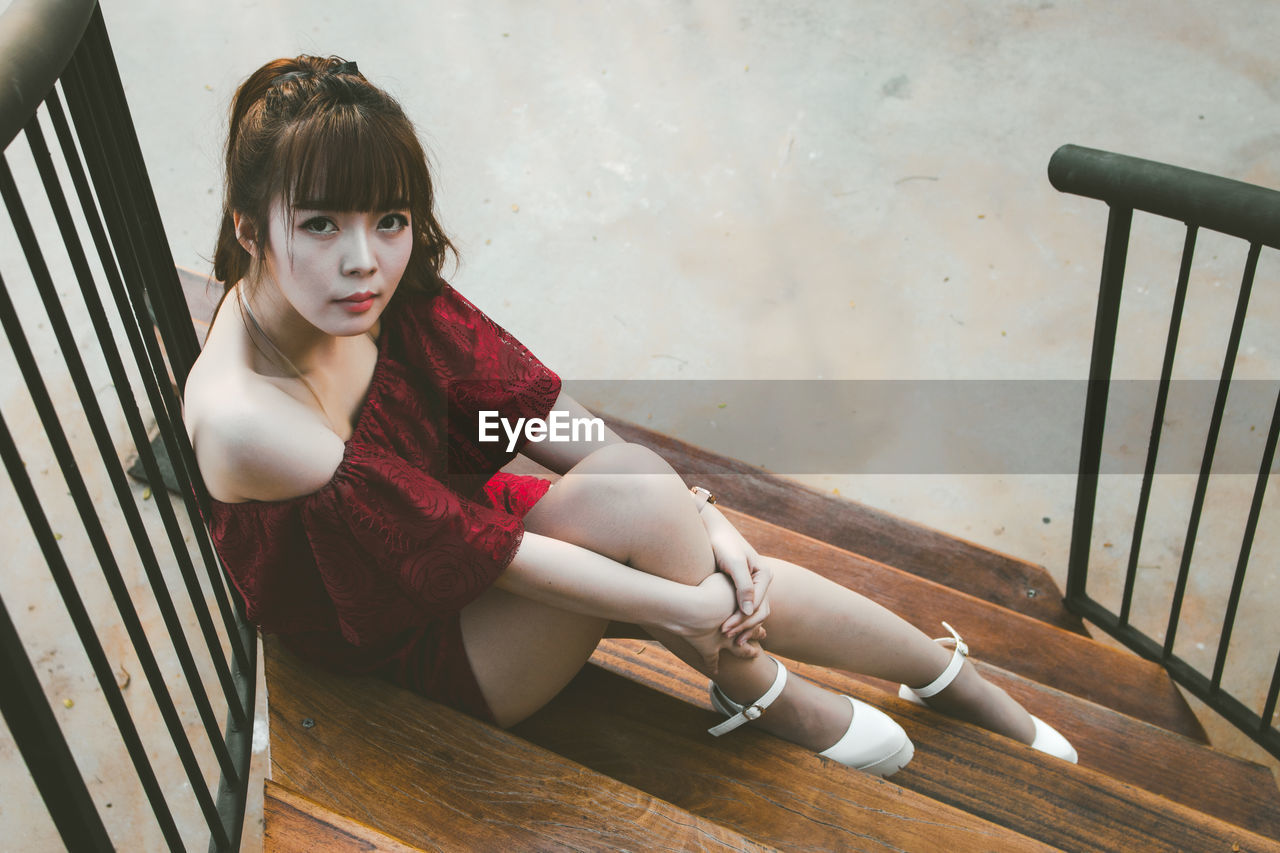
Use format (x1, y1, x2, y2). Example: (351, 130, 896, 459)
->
(2, 1, 257, 849)
(1049, 144, 1280, 250)
(0, 0, 96, 148)
(1053, 144, 1280, 761)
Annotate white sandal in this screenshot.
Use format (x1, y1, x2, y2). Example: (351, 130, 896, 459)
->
(899, 622, 1079, 764)
(708, 656, 915, 777)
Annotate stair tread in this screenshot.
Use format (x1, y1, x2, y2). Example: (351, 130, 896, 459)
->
(725, 507, 1208, 740)
(596, 638, 1280, 839)
(263, 636, 779, 853)
(599, 413, 1087, 634)
(807, 659, 1280, 838)
(264, 780, 427, 853)
(573, 641, 1280, 853)
(515, 666, 1058, 852)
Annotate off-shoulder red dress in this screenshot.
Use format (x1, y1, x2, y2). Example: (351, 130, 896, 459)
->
(206, 280, 562, 721)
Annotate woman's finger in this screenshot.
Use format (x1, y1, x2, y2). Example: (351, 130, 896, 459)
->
(749, 555, 773, 608)
(730, 600, 771, 641)
(717, 550, 756, 616)
(723, 641, 761, 660)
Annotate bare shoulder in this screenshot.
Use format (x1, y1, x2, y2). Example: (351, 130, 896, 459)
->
(184, 353, 345, 503)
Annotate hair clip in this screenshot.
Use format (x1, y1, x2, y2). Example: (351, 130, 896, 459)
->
(332, 60, 359, 76)
(270, 70, 307, 87)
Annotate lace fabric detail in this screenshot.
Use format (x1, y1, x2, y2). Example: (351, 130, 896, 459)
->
(206, 280, 561, 652)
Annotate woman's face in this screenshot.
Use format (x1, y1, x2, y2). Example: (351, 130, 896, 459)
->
(257, 197, 413, 336)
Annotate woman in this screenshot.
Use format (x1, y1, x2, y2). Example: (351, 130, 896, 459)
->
(183, 54, 1076, 776)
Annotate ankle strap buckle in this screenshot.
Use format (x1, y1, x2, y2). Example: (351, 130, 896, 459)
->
(708, 657, 788, 737)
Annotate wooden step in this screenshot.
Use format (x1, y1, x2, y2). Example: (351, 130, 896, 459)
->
(515, 664, 1057, 852)
(724, 507, 1208, 740)
(263, 636, 779, 852)
(264, 780, 426, 852)
(518, 642, 1280, 853)
(595, 639, 1280, 839)
(599, 413, 1088, 634)
(806, 661, 1280, 838)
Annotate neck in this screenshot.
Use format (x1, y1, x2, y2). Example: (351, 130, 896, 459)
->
(237, 278, 336, 376)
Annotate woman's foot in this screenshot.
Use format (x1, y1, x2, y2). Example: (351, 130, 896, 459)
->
(710, 656, 914, 776)
(901, 624, 1077, 763)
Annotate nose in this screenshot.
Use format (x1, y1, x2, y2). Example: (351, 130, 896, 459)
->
(341, 227, 376, 277)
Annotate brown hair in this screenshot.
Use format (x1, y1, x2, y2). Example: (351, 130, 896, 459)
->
(213, 55, 455, 295)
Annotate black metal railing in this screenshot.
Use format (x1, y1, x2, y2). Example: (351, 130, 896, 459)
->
(1052, 144, 1279, 760)
(1, 1, 256, 850)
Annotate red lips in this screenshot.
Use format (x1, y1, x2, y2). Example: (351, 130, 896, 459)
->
(337, 292, 376, 313)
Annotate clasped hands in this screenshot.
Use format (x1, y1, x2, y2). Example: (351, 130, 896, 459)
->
(690, 506, 773, 672)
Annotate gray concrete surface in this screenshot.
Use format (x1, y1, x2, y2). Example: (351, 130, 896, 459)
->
(2, 0, 1278, 849)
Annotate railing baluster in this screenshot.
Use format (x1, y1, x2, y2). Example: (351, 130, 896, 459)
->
(0, 552, 114, 851)
(24, 111, 242, 787)
(1066, 204, 1132, 605)
(4, 2, 258, 846)
(44, 84, 251, 723)
(0, 285, 184, 849)
(59, 31, 254, 676)
(1210, 383, 1280, 690)
(1263, 648, 1280, 734)
(1164, 242, 1261, 658)
(1054, 145, 1279, 760)
(0, 155, 230, 850)
(1120, 225, 1197, 628)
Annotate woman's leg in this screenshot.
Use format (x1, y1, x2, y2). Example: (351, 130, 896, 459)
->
(465, 442, 1033, 746)
(751, 557, 1036, 743)
(463, 443, 853, 747)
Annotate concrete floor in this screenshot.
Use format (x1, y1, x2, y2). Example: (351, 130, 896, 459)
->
(2, 0, 1278, 848)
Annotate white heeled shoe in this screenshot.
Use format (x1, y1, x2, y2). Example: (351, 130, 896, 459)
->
(708, 656, 915, 777)
(899, 622, 1079, 764)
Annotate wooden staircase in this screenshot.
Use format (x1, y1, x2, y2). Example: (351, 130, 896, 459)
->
(259, 415, 1280, 852)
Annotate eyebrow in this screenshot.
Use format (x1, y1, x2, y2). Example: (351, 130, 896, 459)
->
(294, 198, 412, 211)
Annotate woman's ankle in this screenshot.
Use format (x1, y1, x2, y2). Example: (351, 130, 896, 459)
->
(744, 675, 855, 753)
(924, 664, 1036, 744)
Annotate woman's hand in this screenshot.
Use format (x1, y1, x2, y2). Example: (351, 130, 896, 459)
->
(702, 508, 773, 647)
(675, 573, 765, 674)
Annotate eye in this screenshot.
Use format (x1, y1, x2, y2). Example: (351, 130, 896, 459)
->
(300, 216, 337, 234)
(377, 213, 410, 232)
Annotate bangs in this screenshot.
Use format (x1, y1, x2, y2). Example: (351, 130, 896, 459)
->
(274, 108, 420, 212)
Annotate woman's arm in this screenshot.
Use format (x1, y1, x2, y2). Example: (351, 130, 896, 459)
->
(518, 391, 625, 475)
(498, 530, 744, 672)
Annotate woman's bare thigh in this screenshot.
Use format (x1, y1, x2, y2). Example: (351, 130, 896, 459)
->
(460, 585, 607, 728)
(461, 443, 713, 727)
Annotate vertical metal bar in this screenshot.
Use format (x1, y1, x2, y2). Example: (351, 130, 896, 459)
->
(1164, 242, 1261, 658)
(209, 624, 257, 853)
(23, 113, 244, 776)
(76, 8, 200, 386)
(1264, 646, 1280, 735)
(1066, 205, 1133, 606)
(1210, 382, 1280, 689)
(0, 591, 113, 852)
(1119, 225, 1197, 626)
(54, 63, 252, 676)
(0, 318, 183, 849)
(44, 86, 250, 720)
(0, 158, 229, 850)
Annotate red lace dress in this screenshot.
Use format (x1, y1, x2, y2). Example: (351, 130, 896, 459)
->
(206, 280, 562, 721)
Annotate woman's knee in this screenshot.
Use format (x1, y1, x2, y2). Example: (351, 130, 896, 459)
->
(553, 443, 682, 516)
(575, 441, 675, 477)
(523, 442, 708, 567)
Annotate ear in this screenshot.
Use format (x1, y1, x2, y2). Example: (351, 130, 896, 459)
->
(233, 212, 257, 256)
